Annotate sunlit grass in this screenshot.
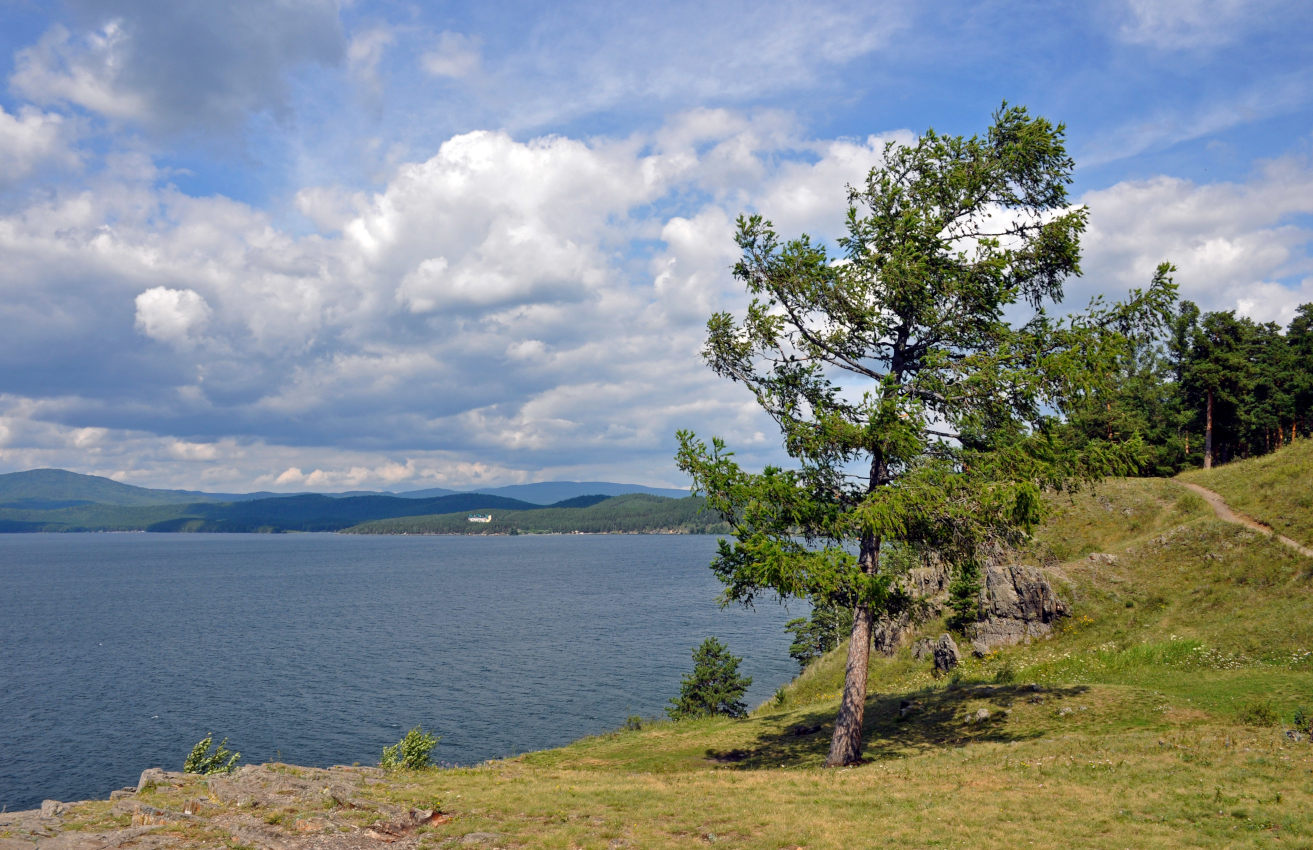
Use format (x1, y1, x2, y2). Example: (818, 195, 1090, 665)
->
(1180, 437, 1313, 546)
(14, 458, 1313, 849)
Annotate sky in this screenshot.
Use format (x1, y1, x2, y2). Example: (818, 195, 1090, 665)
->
(1, 0, 1311, 493)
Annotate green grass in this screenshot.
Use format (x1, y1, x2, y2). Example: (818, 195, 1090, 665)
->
(1179, 437, 1313, 547)
(14, 451, 1313, 849)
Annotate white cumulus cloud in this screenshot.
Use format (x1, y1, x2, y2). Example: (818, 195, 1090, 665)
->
(133, 286, 212, 346)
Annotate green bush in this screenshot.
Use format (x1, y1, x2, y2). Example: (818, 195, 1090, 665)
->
(380, 726, 439, 770)
(667, 637, 752, 720)
(1238, 699, 1279, 727)
(784, 604, 853, 672)
(183, 734, 240, 775)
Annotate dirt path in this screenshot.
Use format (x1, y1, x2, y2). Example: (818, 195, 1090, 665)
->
(1177, 481, 1313, 559)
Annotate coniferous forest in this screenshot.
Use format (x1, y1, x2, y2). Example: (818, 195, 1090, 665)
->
(1062, 300, 1313, 474)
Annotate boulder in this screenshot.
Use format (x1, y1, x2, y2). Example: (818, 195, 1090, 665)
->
(931, 633, 961, 672)
(966, 563, 1068, 653)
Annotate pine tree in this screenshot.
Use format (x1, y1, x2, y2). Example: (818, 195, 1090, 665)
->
(676, 105, 1174, 765)
(667, 637, 753, 720)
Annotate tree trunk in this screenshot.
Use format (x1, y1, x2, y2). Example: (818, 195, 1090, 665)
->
(825, 533, 878, 767)
(1204, 389, 1214, 470)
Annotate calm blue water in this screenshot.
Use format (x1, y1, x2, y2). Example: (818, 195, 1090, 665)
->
(0, 533, 802, 811)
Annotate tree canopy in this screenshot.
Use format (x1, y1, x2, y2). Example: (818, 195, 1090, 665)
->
(677, 104, 1175, 766)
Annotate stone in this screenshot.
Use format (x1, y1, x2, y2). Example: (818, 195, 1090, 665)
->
(910, 637, 935, 660)
(931, 633, 961, 672)
(1286, 729, 1306, 743)
(970, 708, 991, 723)
(40, 800, 66, 818)
(873, 562, 952, 654)
(965, 563, 1069, 652)
(136, 767, 184, 792)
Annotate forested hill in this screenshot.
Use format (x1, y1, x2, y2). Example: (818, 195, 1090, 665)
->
(0, 492, 597, 533)
(0, 468, 239, 507)
(344, 494, 728, 535)
(0, 468, 704, 533)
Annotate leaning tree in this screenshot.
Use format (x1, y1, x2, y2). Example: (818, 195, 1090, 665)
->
(676, 104, 1174, 766)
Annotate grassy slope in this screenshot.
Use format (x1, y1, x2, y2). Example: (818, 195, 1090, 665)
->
(1179, 437, 1313, 546)
(30, 452, 1313, 849)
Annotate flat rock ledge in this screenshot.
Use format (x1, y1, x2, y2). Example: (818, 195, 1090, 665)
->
(0, 764, 479, 850)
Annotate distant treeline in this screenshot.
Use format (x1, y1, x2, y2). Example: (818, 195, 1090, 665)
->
(1062, 301, 1313, 473)
(344, 494, 729, 535)
(0, 492, 588, 533)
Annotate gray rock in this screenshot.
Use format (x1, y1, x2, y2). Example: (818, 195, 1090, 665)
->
(1286, 729, 1306, 743)
(872, 562, 953, 654)
(135, 767, 184, 792)
(932, 633, 961, 672)
(40, 800, 66, 818)
(965, 563, 1069, 652)
(910, 637, 935, 660)
(970, 708, 991, 723)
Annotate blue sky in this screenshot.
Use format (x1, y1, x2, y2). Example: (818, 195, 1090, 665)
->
(1, 0, 1311, 492)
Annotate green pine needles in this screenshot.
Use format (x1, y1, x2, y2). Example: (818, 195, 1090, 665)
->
(380, 726, 440, 770)
(183, 734, 240, 775)
(667, 637, 752, 720)
(676, 103, 1177, 766)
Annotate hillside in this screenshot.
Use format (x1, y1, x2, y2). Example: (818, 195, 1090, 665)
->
(0, 492, 556, 533)
(0, 468, 230, 507)
(345, 493, 728, 535)
(1179, 437, 1313, 546)
(0, 468, 695, 531)
(7, 443, 1312, 848)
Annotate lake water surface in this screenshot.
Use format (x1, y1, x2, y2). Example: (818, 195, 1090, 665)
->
(0, 533, 802, 811)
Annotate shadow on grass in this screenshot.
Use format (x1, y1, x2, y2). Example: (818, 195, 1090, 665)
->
(706, 682, 1090, 768)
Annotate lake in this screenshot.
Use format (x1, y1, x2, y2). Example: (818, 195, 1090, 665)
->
(0, 533, 803, 811)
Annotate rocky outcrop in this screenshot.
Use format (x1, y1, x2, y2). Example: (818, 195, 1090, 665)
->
(931, 633, 961, 672)
(965, 563, 1068, 654)
(872, 551, 1070, 661)
(872, 562, 953, 655)
(0, 764, 453, 849)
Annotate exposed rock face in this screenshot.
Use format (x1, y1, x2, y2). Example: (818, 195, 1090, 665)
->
(931, 633, 961, 672)
(965, 563, 1069, 654)
(872, 562, 952, 655)
(871, 551, 1069, 661)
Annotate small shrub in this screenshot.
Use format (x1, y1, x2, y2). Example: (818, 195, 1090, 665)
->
(183, 734, 240, 775)
(380, 726, 439, 770)
(624, 715, 643, 731)
(993, 661, 1017, 684)
(667, 637, 752, 720)
(1293, 707, 1311, 735)
(946, 559, 983, 632)
(1238, 699, 1279, 727)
